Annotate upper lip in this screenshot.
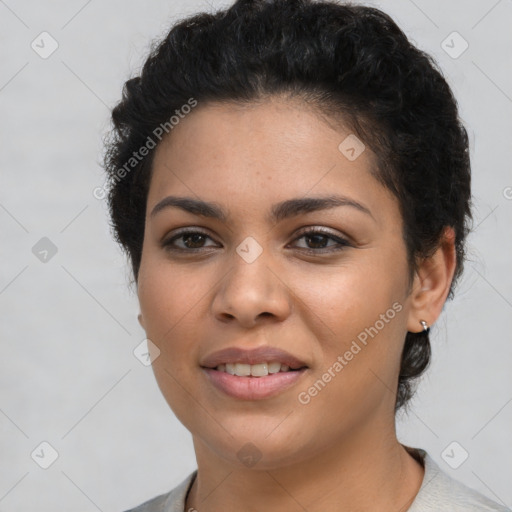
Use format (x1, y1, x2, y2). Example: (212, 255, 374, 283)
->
(200, 346, 308, 370)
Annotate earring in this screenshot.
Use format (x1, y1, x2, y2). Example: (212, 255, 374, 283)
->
(419, 320, 430, 334)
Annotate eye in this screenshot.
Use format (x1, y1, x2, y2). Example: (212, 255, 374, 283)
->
(161, 227, 351, 254)
(162, 229, 219, 251)
(290, 228, 351, 253)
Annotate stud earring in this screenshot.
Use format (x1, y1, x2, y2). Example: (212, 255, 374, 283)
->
(419, 320, 430, 334)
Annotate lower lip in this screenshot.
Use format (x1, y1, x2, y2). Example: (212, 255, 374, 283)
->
(202, 368, 307, 400)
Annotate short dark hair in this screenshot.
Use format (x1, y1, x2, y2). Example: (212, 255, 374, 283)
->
(103, 0, 472, 411)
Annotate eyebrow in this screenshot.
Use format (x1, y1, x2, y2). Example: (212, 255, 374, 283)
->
(150, 195, 374, 222)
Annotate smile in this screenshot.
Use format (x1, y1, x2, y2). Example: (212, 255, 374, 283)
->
(214, 362, 302, 377)
(200, 345, 309, 399)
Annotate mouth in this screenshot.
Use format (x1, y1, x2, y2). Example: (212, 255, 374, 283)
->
(200, 345, 309, 373)
(212, 361, 306, 377)
(200, 346, 309, 400)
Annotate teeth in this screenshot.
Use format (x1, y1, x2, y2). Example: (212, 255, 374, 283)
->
(251, 363, 268, 377)
(235, 363, 251, 376)
(215, 362, 298, 377)
(268, 362, 281, 374)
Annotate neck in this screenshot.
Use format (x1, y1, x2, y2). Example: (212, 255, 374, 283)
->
(185, 418, 424, 512)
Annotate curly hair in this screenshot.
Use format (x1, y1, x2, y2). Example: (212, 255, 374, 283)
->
(103, 0, 472, 411)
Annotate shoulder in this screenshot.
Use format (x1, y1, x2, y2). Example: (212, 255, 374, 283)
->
(123, 470, 197, 512)
(121, 454, 511, 512)
(408, 448, 510, 512)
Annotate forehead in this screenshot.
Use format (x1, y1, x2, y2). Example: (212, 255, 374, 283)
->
(147, 99, 397, 224)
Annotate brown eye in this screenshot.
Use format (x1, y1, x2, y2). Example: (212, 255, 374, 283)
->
(291, 228, 351, 252)
(162, 230, 219, 251)
(304, 233, 331, 249)
(181, 233, 208, 249)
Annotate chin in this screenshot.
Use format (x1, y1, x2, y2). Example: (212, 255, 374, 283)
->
(195, 419, 318, 470)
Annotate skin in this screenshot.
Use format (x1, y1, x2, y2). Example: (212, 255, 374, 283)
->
(136, 96, 456, 512)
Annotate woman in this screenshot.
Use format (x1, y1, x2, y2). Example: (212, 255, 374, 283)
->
(103, 0, 509, 510)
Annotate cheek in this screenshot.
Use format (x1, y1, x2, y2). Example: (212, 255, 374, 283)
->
(137, 259, 209, 428)
(136, 257, 213, 400)
(293, 254, 405, 345)
(290, 253, 409, 408)
(138, 257, 206, 338)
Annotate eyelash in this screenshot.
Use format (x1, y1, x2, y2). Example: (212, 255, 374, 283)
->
(161, 227, 351, 255)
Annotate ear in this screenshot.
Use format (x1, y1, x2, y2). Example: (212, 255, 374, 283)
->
(137, 313, 146, 330)
(406, 226, 457, 333)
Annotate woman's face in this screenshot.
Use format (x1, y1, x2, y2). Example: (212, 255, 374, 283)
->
(137, 98, 417, 469)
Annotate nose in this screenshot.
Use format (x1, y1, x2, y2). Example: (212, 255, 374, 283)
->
(211, 245, 292, 328)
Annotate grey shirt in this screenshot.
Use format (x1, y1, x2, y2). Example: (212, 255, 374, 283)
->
(125, 448, 510, 511)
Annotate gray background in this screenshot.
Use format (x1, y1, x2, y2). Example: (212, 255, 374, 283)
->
(1, 0, 511, 510)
